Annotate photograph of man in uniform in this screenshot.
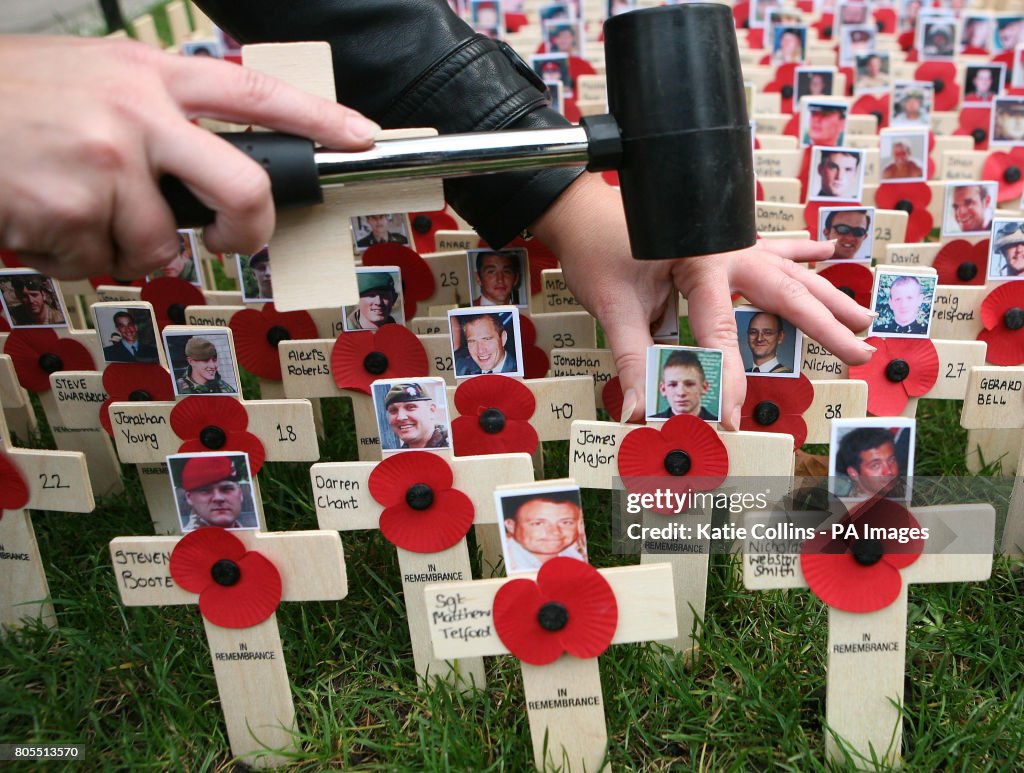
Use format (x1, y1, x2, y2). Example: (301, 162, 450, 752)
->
(855, 53, 889, 94)
(0, 273, 67, 328)
(891, 83, 932, 127)
(468, 248, 528, 307)
(810, 148, 864, 201)
(870, 273, 936, 337)
(150, 229, 201, 285)
(449, 309, 523, 377)
(372, 379, 451, 452)
(942, 182, 995, 236)
(344, 268, 403, 331)
(964, 64, 1002, 103)
(801, 101, 847, 147)
(170, 452, 259, 532)
(100, 309, 159, 364)
(991, 97, 1024, 145)
(168, 334, 238, 396)
(646, 346, 723, 422)
(352, 213, 410, 252)
(989, 219, 1024, 279)
(819, 207, 873, 262)
(497, 486, 587, 574)
(238, 247, 272, 302)
(795, 69, 834, 101)
(831, 420, 914, 500)
(737, 309, 799, 376)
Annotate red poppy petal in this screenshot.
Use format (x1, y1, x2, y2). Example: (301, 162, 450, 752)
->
(818, 263, 874, 308)
(198, 550, 282, 628)
(980, 283, 1024, 331)
(169, 528, 248, 594)
(659, 415, 730, 485)
(800, 553, 903, 613)
(0, 452, 30, 510)
(849, 340, 914, 416)
(141, 278, 206, 330)
(102, 363, 175, 402)
(538, 558, 618, 660)
(3, 329, 95, 392)
(453, 374, 536, 419)
(451, 415, 538, 456)
(378, 488, 475, 553)
(493, 578, 567, 666)
(362, 243, 435, 313)
(177, 431, 266, 476)
(617, 427, 670, 478)
(978, 326, 1024, 366)
(230, 306, 317, 381)
(171, 395, 249, 438)
(740, 413, 809, 449)
(367, 451, 455, 508)
(888, 339, 939, 397)
(932, 240, 989, 286)
(408, 209, 458, 257)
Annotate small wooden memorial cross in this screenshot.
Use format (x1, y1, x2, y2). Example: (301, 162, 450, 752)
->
(109, 528, 347, 767)
(310, 449, 536, 685)
(0, 410, 94, 629)
(743, 502, 995, 766)
(424, 561, 677, 771)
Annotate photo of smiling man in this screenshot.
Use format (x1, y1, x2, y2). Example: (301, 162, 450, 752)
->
(372, 378, 451, 453)
(164, 329, 240, 397)
(467, 248, 529, 307)
(819, 206, 874, 262)
(343, 267, 404, 331)
(448, 307, 525, 378)
(496, 483, 587, 574)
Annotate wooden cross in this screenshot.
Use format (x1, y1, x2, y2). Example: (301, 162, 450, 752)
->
(423, 561, 677, 771)
(743, 503, 995, 767)
(0, 409, 93, 629)
(309, 449, 536, 685)
(0, 352, 37, 444)
(568, 420, 795, 655)
(109, 528, 347, 767)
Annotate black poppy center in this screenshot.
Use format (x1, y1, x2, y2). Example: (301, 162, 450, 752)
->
(932, 78, 944, 94)
(37, 353, 64, 374)
(199, 425, 227, 450)
(781, 85, 793, 99)
(128, 389, 152, 401)
(479, 408, 506, 434)
(265, 325, 291, 348)
(537, 601, 569, 632)
(1005, 166, 1022, 184)
(885, 359, 911, 383)
(663, 449, 692, 476)
(956, 262, 978, 282)
(405, 483, 434, 511)
(895, 199, 914, 214)
(822, 25, 832, 37)
(838, 285, 856, 299)
(971, 128, 987, 144)
(167, 303, 187, 325)
(211, 559, 241, 586)
(412, 214, 432, 234)
(1004, 307, 1024, 331)
(363, 351, 388, 375)
(753, 401, 780, 426)
(852, 538, 884, 567)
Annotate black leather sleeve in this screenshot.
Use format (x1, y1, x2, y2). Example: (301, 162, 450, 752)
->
(194, 0, 585, 247)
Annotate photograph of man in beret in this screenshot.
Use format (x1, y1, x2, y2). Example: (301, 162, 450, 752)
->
(170, 453, 259, 532)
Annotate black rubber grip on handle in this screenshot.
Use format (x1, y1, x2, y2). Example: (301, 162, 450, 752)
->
(160, 132, 324, 227)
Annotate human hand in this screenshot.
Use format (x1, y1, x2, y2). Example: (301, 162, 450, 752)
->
(0, 36, 380, 279)
(532, 173, 876, 430)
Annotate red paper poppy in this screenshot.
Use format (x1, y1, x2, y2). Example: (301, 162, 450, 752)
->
(517, 315, 550, 379)
(451, 374, 538, 456)
(897, 31, 914, 53)
(493, 557, 618, 666)
(362, 243, 434, 319)
(0, 315, 10, 333)
(601, 170, 620, 187)
(851, 93, 890, 131)
(169, 527, 282, 628)
(978, 282, 1024, 366)
(914, 62, 958, 112)
(982, 147, 1024, 205)
(817, 262, 874, 308)
(0, 249, 23, 267)
(170, 396, 266, 474)
(932, 239, 989, 286)
(875, 182, 934, 242)
(367, 452, 475, 552)
(141, 277, 206, 330)
(99, 363, 175, 435)
(810, 14, 832, 42)
(782, 111, 800, 141)
(763, 63, 799, 114)
(480, 235, 559, 298)
(599, 376, 643, 424)
(740, 374, 815, 448)
(873, 7, 896, 34)
(88, 275, 146, 290)
(229, 304, 318, 381)
(803, 199, 860, 234)
(732, 2, 749, 31)
(617, 415, 729, 514)
(848, 337, 939, 415)
(0, 450, 30, 519)
(800, 498, 923, 613)
(3, 329, 95, 392)
(954, 106, 992, 150)
(407, 208, 458, 256)
(330, 324, 429, 395)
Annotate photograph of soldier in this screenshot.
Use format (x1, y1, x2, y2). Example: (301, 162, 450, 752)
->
(343, 267, 404, 331)
(168, 452, 260, 532)
(869, 272, 937, 338)
(371, 378, 451, 452)
(0, 271, 67, 328)
(165, 330, 239, 396)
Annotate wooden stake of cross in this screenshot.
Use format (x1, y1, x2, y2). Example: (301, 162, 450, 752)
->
(109, 529, 347, 767)
(0, 409, 93, 629)
(310, 451, 536, 685)
(568, 420, 795, 655)
(424, 562, 677, 772)
(743, 503, 995, 767)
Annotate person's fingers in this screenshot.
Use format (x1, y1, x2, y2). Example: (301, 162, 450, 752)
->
(597, 302, 657, 422)
(674, 261, 745, 431)
(160, 52, 380, 149)
(757, 237, 837, 263)
(775, 257, 874, 332)
(149, 119, 275, 254)
(108, 168, 182, 278)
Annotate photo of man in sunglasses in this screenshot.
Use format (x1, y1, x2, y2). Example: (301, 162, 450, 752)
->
(820, 207, 873, 262)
